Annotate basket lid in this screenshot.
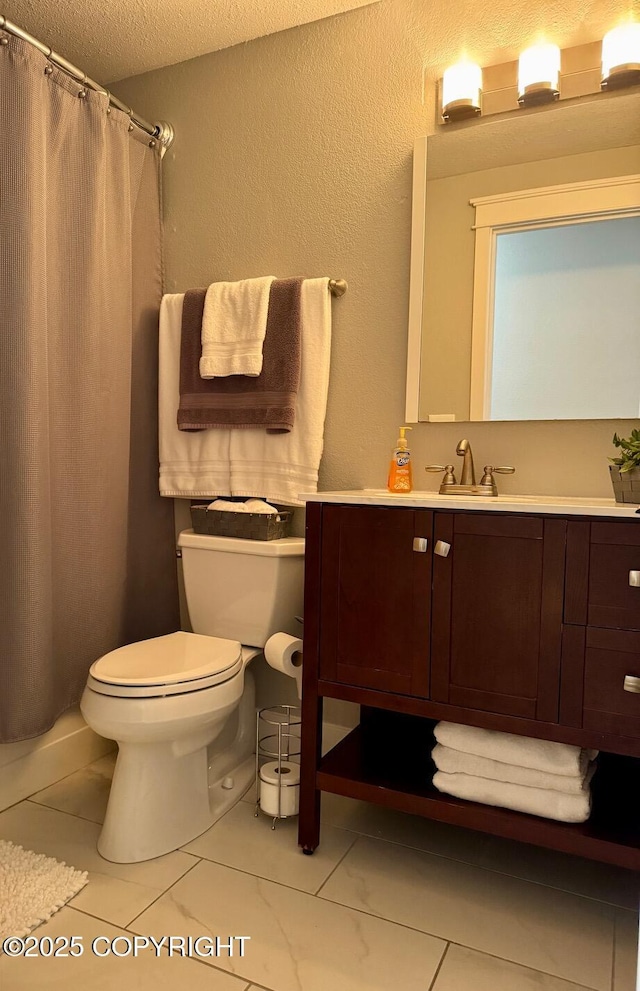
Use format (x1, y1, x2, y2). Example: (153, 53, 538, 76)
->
(178, 530, 305, 557)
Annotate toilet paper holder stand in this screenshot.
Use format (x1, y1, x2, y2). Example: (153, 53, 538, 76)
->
(254, 704, 301, 829)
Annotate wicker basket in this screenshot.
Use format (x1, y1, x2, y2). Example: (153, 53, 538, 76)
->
(190, 504, 292, 540)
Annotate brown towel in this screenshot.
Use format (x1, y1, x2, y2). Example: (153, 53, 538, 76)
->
(178, 278, 302, 432)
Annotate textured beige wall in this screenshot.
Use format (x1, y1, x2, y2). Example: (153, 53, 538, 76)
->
(112, 0, 638, 513)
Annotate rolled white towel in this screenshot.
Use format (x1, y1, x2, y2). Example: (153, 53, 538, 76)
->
(432, 744, 596, 794)
(243, 499, 278, 514)
(434, 722, 598, 777)
(207, 498, 278, 514)
(207, 499, 249, 512)
(433, 770, 592, 823)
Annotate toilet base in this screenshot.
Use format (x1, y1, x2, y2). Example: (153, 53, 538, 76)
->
(98, 740, 205, 863)
(95, 670, 257, 864)
(97, 748, 256, 864)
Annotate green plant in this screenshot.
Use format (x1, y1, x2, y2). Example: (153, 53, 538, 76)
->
(610, 429, 640, 473)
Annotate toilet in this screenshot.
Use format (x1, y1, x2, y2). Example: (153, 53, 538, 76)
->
(80, 529, 304, 864)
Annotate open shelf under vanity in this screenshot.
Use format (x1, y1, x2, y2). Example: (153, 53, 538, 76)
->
(317, 712, 640, 871)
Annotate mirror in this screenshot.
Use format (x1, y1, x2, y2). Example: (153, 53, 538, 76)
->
(406, 92, 640, 422)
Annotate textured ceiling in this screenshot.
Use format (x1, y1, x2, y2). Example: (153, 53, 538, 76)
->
(3, 0, 633, 86)
(3, 0, 380, 83)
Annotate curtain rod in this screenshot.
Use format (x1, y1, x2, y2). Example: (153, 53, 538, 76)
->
(0, 14, 174, 150)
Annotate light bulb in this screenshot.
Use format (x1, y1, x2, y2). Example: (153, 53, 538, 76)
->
(441, 61, 482, 122)
(601, 23, 640, 89)
(518, 43, 560, 106)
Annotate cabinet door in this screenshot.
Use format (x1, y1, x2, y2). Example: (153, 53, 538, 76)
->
(431, 513, 566, 721)
(318, 505, 432, 695)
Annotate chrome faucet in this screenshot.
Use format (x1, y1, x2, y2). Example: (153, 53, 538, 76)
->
(425, 439, 515, 496)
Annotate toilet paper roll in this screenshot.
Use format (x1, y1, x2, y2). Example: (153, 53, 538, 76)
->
(264, 632, 303, 699)
(259, 760, 300, 817)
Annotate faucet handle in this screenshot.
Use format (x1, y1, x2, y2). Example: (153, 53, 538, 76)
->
(480, 465, 515, 485)
(426, 464, 457, 485)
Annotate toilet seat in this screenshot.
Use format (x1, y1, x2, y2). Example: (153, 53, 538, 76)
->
(87, 631, 244, 699)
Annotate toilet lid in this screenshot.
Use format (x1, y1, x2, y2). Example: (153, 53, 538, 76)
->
(89, 631, 242, 687)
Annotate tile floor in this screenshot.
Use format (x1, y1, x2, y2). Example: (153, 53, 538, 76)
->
(0, 750, 638, 990)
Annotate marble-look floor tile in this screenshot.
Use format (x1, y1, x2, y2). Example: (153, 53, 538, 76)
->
(432, 944, 596, 991)
(319, 835, 615, 990)
(0, 906, 248, 990)
(183, 800, 356, 893)
(320, 792, 639, 909)
(0, 801, 198, 928)
(29, 752, 116, 824)
(130, 857, 446, 991)
(614, 909, 639, 991)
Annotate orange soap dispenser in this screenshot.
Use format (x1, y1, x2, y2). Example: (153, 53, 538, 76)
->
(387, 426, 413, 492)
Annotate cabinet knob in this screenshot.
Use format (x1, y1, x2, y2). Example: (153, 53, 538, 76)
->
(629, 571, 640, 587)
(413, 537, 429, 553)
(434, 540, 451, 557)
(623, 675, 640, 694)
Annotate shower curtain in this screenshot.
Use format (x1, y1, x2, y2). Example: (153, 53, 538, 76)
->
(0, 32, 180, 742)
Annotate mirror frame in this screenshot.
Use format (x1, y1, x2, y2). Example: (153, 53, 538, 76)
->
(405, 135, 428, 423)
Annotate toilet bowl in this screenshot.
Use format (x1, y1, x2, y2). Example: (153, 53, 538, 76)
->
(81, 532, 304, 863)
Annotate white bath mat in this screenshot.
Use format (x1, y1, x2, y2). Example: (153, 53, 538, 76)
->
(0, 839, 88, 940)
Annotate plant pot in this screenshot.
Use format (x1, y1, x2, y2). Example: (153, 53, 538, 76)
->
(609, 465, 640, 504)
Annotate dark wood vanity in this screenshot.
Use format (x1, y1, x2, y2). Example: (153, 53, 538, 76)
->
(298, 494, 640, 871)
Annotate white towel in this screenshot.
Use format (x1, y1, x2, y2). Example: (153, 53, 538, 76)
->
(199, 276, 276, 378)
(244, 499, 278, 514)
(207, 499, 248, 512)
(434, 722, 598, 777)
(229, 277, 332, 506)
(432, 743, 595, 795)
(159, 281, 332, 505)
(207, 499, 277, 514)
(159, 294, 232, 498)
(433, 770, 592, 823)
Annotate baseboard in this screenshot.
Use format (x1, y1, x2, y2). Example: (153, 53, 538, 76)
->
(0, 708, 114, 812)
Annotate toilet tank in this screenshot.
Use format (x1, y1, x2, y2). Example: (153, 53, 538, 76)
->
(177, 530, 305, 647)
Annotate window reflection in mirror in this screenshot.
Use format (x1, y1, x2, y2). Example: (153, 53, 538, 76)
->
(490, 216, 640, 420)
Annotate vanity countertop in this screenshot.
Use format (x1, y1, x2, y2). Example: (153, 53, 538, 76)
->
(301, 489, 640, 518)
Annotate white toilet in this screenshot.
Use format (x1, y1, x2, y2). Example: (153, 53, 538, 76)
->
(80, 530, 304, 864)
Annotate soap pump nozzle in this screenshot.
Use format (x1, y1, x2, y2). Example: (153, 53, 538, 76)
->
(396, 426, 412, 449)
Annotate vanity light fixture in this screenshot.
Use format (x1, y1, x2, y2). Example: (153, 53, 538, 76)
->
(441, 60, 482, 122)
(601, 23, 640, 89)
(517, 43, 561, 106)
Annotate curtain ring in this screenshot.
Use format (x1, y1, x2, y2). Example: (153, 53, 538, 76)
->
(78, 72, 87, 99)
(44, 64, 54, 75)
(0, 36, 9, 47)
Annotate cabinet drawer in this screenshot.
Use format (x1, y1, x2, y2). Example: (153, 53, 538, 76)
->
(588, 522, 640, 630)
(583, 627, 640, 738)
